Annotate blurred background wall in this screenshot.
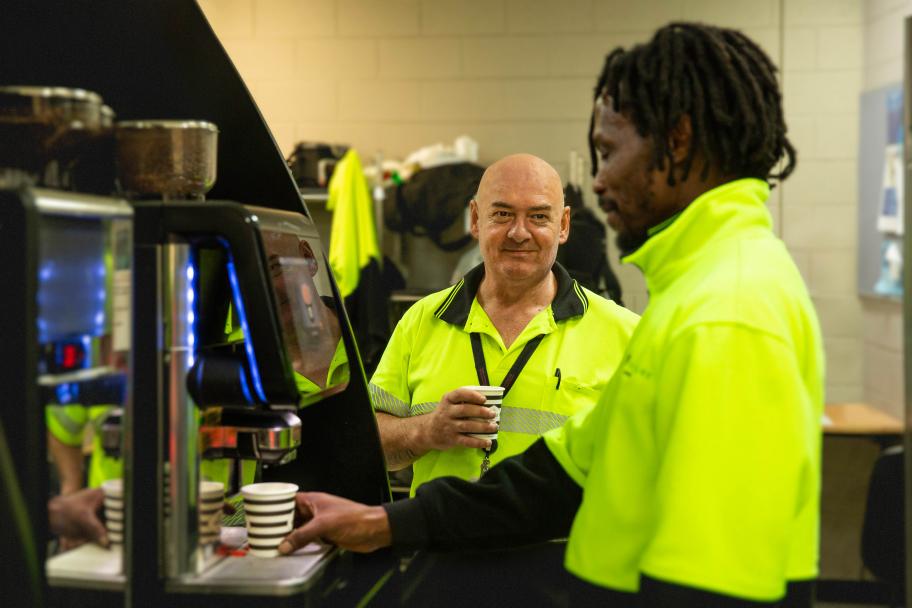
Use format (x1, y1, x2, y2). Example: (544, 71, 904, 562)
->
(196, 0, 899, 416)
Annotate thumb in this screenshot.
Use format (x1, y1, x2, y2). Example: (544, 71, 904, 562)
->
(277, 519, 324, 556)
(88, 516, 109, 547)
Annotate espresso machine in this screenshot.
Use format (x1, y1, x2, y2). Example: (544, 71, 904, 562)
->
(0, 2, 394, 605)
(0, 85, 133, 607)
(121, 120, 391, 607)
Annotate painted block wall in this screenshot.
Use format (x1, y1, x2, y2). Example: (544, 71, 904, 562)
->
(198, 0, 871, 407)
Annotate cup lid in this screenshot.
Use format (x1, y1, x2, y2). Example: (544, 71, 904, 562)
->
(200, 480, 225, 494)
(460, 385, 505, 394)
(101, 478, 124, 494)
(240, 482, 299, 497)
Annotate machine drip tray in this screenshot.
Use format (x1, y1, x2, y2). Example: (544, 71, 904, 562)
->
(46, 543, 125, 590)
(171, 536, 335, 597)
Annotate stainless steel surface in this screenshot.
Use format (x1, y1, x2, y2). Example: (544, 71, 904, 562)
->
(903, 15, 912, 599)
(199, 407, 301, 465)
(166, 545, 334, 596)
(115, 120, 218, 199)
(163, 243, 204, 577)
(33, 188, 132, 218)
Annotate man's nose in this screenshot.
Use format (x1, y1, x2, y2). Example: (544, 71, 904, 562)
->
(507, 217, 531, 241)
(592, 167, 607, 194)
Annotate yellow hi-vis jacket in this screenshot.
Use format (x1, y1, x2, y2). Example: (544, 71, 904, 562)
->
(544, 178, 825, 601)
(370, 262, 638, 494)
(326, 149, 381, 299)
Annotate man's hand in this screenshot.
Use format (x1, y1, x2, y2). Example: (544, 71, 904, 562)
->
(417, 387, 497, 452)
(376, 388, 498, 470)
(48, 487, 108, 550)
(277, 492, 392, 555)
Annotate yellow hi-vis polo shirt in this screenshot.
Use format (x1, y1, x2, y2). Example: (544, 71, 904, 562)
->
(370, 262, 638, 494)
(544, 178, 825, 601)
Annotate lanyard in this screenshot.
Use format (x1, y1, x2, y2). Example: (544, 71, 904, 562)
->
(470, 332, 545, 475)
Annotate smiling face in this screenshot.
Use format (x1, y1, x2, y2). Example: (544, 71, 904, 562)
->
(591, 96, 685, 254)
(470, 154, 569, 286)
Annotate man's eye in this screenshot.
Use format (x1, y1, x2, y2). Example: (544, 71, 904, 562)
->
(494, 211, 510, 218)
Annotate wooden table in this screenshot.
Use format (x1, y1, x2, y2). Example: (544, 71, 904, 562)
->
(823, 403, 903, 437)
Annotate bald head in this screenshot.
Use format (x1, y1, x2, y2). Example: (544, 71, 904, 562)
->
(475, 153, 564, 208)
(470, 153, 570, 290)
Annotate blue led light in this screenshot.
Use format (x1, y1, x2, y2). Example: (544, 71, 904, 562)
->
(185, 260, 197, 371)
(55, 382, 77, 404)
(238, 365, 253, 404)
(39, 265, 53, 281)
(95, 312, 105, 326)
(226, 259, 267, 403)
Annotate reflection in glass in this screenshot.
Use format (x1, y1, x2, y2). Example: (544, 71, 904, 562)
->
(260, 228, 349, 404)
(41, 214, 130, 578)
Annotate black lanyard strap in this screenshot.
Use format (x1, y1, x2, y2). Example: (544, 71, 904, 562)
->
(470, 332, 545, 398)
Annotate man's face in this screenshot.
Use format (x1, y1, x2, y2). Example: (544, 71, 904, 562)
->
(591, 97, 673, 254)
(470, 158, 569, 284)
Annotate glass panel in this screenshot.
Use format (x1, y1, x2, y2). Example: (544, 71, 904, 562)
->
(255, 207, 350, 405)
(40, 212, 130, 581)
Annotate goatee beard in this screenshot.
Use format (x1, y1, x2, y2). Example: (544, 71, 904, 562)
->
(616, 230, 648, 256)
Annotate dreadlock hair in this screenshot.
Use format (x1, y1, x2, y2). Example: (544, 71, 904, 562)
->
(587, 22, 796, 186)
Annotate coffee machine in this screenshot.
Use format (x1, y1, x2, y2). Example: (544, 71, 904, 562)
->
(0, 3, 394, 605)
(0, 84, 134, 608)
(118, 119, 390, 606)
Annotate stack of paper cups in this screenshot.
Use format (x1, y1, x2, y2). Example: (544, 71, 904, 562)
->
(462, 385, 505, 441)
(240, 482, 299, 557)
(198, 481, 225, 545)
(101, 478, 124, 547)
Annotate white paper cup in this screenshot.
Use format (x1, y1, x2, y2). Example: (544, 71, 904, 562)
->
(198, 481, 225, 545)
(240, 482, 298, 557)
(101, 478, 124, 546)
(460, 385, 504, 441)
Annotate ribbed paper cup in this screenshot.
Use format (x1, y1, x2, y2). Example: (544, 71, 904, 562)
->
(461, 385, 504, 440)
(240, 482, 298, 557)
(198, 481, 224, 546)
(101, 478, 124, 546)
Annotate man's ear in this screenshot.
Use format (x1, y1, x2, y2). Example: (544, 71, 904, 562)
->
(469, 198, 480, 239)
(667, 114, 693, 165)
(559, 205, 570, 245)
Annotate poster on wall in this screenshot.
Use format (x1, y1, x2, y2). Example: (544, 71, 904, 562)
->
(871, 87, 904, 298)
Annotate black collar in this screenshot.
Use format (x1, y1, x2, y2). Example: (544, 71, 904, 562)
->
(434, 261, 588, 327)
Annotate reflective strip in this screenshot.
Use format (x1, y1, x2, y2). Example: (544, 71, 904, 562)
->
(573, 280, 589, 313)
(411, 401, 437, 415)
(499, 406, 569, 435)
(46, 405, 86, 437)
(434, 279, 464, 319)
(368, 383, 411, 417)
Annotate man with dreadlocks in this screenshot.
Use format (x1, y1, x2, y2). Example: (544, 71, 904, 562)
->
(275, 22, 822, 607)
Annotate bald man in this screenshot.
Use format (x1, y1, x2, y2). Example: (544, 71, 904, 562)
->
(369, 153, 638, 494)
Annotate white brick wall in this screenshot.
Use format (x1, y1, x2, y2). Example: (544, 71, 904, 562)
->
(780, 0, 864, 403)
(198, 0, 876, 404)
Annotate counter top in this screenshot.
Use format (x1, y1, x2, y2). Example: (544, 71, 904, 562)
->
(823, 403, 903, 436)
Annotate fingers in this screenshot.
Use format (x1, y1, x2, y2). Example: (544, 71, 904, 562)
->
(88, 517, 109, 548)
(440, 403, 497, 420)
(455, 434, 492, 450)
(443, 388, 488, 406)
